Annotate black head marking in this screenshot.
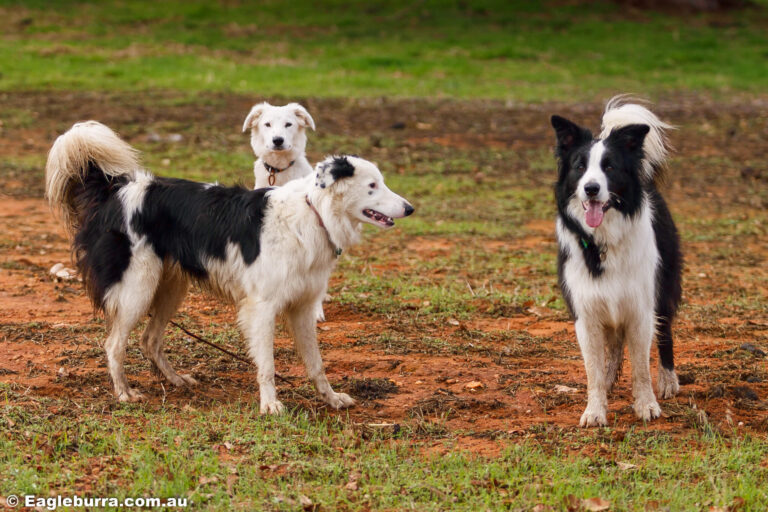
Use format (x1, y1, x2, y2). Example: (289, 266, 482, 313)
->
(329, 156, 355, 181)
(550, 115, 593, 157)
(606, 123, 650, 153)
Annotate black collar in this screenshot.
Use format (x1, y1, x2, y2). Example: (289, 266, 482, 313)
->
(264, 160, 295, 185)
(305, 196, 342, 257)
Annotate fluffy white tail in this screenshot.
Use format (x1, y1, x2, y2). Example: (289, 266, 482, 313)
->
(45, 121, 140, 233)
(600, 95, 673, 183)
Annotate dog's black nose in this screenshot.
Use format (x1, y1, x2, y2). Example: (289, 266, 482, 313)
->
(404, 203, 415, 217)
(272, 136, 284, 147)
(584, 182, 600, 197)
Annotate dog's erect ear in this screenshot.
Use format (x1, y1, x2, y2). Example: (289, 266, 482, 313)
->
(315, 155, 355, 189)
(551, 115, 592, 154)
(606, 123, 650, 152)
(243, 102, 271, 133)
(289, 103, 315, 131)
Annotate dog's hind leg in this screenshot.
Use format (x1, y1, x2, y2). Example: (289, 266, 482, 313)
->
(238, 297, 283, 414)
(656, 316, 679, 399)
(103, 248, 163, 402)
(575, 318, 609, 427)
(604, 328, 624, 394)
(287, 301, 355, 410)
(140, 269, 196, 388)
(627, 315, 662, 422)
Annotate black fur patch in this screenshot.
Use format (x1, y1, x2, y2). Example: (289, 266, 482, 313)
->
(131, 178, 270, 279)
(71, 162, 132, 307)
(328, 156, 355, 181)
(650, 189, 683, 370)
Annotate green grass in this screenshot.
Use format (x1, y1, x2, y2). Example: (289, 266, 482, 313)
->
(2, 390, 766, 511)
(1, 0, 767, 100)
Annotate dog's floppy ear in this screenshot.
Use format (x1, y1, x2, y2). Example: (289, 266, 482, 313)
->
(606, 123, 650, 152)
(242, 102, 270, 133)
(315, 155, 355, 189)
(551, 115, 592, 155)
(289, 103, 315, 131)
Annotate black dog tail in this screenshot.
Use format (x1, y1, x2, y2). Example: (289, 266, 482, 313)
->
(45, 121, 141, 235)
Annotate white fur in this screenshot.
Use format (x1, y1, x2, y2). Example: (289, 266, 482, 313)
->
(243, 102, 315, 188)
(600, 95, 673, 183)
(579, 141, 611, 204)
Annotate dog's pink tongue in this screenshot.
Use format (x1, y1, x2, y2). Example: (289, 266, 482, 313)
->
(585, 202, 604, 228)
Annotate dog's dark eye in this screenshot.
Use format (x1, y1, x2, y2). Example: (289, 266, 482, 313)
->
(605, 165, 614, 172)
(369, 182, 377, 189)
(265, 122, 271, 128)
(577, 164, 586, 172)
(285, 122, 292, 128)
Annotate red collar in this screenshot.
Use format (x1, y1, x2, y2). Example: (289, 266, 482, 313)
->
(305, 196, 341, 257)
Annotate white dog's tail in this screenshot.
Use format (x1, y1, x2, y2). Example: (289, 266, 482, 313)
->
(600, 95, 673, 183)
(45, 121, 141, 234)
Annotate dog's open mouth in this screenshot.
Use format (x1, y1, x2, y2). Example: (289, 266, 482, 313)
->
(363, 209, 395, 227)
(582, 200, 611, 228)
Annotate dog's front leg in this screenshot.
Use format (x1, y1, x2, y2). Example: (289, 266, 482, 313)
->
(287, 301, 355, 409)
(575, 318, 609, 427)
(627, 315, 661, 422)
(238, 298, 283, 414)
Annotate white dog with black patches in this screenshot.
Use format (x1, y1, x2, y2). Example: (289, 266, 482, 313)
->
(243, 101, 315, 188)
(45, 121, 414, 413)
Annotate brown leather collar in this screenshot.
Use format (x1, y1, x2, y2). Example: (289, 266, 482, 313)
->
(264, 160, 295, 186)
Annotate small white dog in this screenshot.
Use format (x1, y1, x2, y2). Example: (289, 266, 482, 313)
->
(45, 121, 414, 413)
(243, 101, 315, 188)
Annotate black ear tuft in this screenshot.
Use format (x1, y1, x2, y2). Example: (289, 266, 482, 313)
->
(329, 156, 355, 181)
(607, 124, 650, 152)
(551, 115, 592, 154)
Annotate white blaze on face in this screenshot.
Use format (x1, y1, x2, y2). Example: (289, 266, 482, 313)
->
(577, 141, 611, 228)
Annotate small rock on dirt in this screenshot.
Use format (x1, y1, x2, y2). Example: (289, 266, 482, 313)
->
(739, 343, 766, 357)
(730, 385, 759, 401)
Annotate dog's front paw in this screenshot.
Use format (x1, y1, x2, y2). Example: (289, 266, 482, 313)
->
(315, 303, 326, 323)
(579, 405, 608, 427)
(324, 392, 355, 410)
(117, 388, 146, 403)
(634, 398, 662, 422)
(260, 399, 285, 415)
(657, 368, 679, 399)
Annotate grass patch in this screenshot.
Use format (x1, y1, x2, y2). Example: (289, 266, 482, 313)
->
(1, 395, 766, 510)
(1, 1, 767, 100)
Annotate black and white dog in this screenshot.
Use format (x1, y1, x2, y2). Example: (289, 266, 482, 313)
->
(550, 97, 682, 427)
(45, 121, 414, 413)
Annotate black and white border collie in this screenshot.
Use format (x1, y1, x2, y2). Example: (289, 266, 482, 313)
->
(550, 96, 682, 427)
(45, 121, 414, 413)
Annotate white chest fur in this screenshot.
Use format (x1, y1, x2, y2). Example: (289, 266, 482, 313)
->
(558, 197, 659, 328)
